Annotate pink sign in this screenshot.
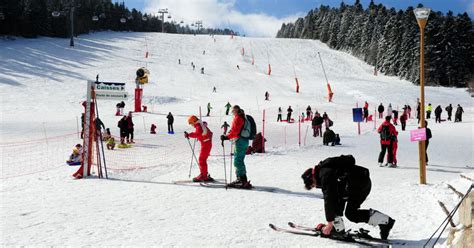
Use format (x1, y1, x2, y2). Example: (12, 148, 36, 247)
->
(410, 128, 426, 142)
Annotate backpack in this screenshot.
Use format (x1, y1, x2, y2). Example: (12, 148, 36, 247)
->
(240, 115, 257, 140)
(380, 125, 391, 141)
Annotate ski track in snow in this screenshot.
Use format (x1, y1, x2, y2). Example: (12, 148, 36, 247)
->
(1, 32, 473, 247)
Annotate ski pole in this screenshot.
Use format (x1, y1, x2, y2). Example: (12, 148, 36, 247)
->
(187, 138, 198, 178)
(222, 139, 228, 189)
(230, 141, 233, 183)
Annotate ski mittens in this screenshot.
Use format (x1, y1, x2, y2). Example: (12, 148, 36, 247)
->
(220, 135, 229, 141)
(316, 223, 325, 231)
(184, 132, 189, 139)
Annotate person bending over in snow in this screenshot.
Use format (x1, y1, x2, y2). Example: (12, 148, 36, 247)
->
(301, 155, 395, 240)
(185, 115, 213, 182)
(323, 127, 336, 146)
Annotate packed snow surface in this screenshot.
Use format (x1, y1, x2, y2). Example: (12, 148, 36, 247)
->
(1, 32, 472, 247)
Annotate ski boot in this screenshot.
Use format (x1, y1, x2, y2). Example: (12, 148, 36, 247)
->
(368, 209, 395, 240)
(192, 173, 212, 182)
(228, 175, 252, 189)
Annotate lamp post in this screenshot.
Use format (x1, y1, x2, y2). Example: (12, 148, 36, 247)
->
(414, 7, 430, 185)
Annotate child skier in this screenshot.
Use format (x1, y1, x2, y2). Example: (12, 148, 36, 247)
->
(185, 115, 213, 182)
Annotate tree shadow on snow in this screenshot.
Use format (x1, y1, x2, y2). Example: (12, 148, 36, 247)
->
(0, 37, 121, 86)
(107, 177, 322, 199)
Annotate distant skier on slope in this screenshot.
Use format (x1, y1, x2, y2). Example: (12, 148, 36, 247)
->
(445, 104, 453, 121)
(386, 104, 393, 119)
(434, 105, 442, 123)
(301, 155, 395, 240)
(306, 105, 313, 120)
(185, 115, 214, 182)
(455, 104, 464, 122)
(423, 121, 432, 165)
(277, 107, 282, 122)
(377, 116, 397, 167)
(167, 112, 174, 134)
(312, 113, 324, 137)
(287, 106, 293, 122)
(206, 102, 212, 116)
(225, 102, 232, 115)
(265, 91, 270, 101)
(221, 121, 230, 134)
(363, 101, 369, 122)
(377, 103, 384, 119)
(426, 103, 433, 119)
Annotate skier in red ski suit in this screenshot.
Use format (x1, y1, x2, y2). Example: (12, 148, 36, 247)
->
(185, 115, 213, 182)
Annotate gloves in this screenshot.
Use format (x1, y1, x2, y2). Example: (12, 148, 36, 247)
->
(220, 135, 229, 141)
(184, 131, 189, 139)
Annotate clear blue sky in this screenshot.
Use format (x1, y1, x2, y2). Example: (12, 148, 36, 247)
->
(119, 0, 473, 18)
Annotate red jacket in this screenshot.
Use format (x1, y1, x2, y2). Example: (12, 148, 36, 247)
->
(227, 114, 245, 140)
(188, 123, 212, 143)
(377, 121, 397, 145)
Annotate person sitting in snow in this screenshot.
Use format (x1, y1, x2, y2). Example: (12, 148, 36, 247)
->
(66, 144, 83, 165)
(106, 137, 115, 150)
(301, 155, 395, 240)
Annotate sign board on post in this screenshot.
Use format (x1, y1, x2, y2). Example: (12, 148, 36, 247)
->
(95, 91, 128, 100)
(410, 128, 427, 142)
(352, 108, 363, 122)
(94, 81, 128, 100)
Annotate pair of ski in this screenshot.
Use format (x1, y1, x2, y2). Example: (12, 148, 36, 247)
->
(270, 222, 405, 247)
(172, 179, 253, 190)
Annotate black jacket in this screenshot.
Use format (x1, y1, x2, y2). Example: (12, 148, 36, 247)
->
(378, 105, 384, 113)
(435, 106, 442, 116)
(323, 129, 335, 144)
(167, 114, 174, 124)
(315, 155, 371, 222)
(312, 116, 324, 126)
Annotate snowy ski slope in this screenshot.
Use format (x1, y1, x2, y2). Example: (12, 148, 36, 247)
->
(1, 32, 473, 247)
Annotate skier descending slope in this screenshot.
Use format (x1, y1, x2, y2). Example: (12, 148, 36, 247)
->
(221, 105, 252, 189)
(301, 155, 395, 240)
(184, 115, 213, 182)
